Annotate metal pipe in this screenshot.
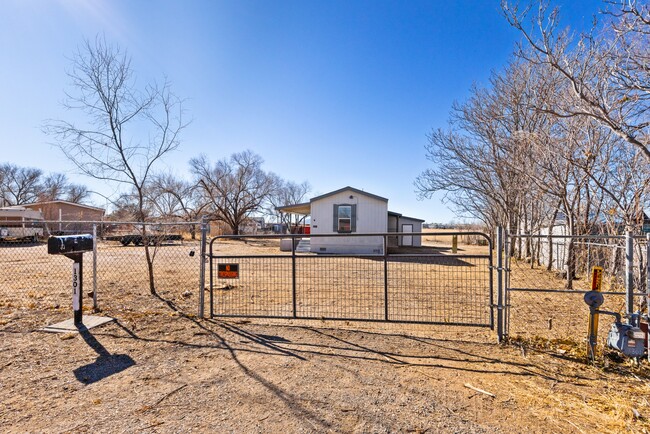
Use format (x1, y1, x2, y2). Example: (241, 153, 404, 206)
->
(198, 216, 207, 318)
(507, 287, 645, 296)
(488, 233, 494, 330)
(626, 231, 634, 315)
(504, 232, 511, 338)
(291, 234, 297, 318)
(497, 226, 504, 343)
(647, 233, 649, 363)
(383, 234, 388, 321)
(92, 223, 98, 310)
(209, 225, 214, 319)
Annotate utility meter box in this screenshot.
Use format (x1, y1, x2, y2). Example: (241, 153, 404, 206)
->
(47, 234, 93, 255)
(607, 322, 646, 358)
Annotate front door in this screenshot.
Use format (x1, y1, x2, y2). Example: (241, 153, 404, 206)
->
(401, 224, 413, 246)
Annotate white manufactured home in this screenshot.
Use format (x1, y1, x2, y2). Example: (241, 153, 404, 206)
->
(277, 186, 424, 254)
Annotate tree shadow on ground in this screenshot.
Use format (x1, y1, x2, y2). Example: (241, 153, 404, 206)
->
(134, 294, 577, 383)
(93, 292, 613, 430)
(107, 294, 332, 431)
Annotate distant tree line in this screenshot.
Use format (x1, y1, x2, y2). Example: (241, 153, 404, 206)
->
(0, 163, 89, 206)
(1, 155, 310, 239)
(109, 149, 310, 237)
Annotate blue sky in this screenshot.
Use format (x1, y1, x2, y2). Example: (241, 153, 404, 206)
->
(0, 0, 604, 223)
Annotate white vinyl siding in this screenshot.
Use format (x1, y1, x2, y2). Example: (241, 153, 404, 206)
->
(310, 189, 387, 254)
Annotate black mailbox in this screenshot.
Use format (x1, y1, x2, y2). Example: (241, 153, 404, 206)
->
(48, 234, 94, 255)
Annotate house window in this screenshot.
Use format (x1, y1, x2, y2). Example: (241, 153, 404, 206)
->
(337, 205, 352, 232)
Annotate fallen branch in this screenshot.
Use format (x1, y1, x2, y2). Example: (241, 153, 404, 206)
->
(464, 383, 495, 398)
(395, 364, 441, 381)
(154, 384, 187, 407)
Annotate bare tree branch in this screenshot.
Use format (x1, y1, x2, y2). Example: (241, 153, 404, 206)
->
(43, 35, 188, 295)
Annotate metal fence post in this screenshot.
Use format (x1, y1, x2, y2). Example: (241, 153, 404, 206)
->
(198, 217, 208, 318)
(383, 234, 389, 321)
(626, 231, 634, 316)
(647, 233, 649, 363)
(291, 234, 297, 318)
(92, 223, 98, 310)
(497, 227, 504, 343)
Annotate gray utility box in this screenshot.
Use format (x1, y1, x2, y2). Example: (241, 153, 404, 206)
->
(607, 322, 646, 358)
(47, 234, 93, 255)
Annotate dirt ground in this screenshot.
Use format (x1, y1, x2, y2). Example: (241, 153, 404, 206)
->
(2, 232, 650, 432)
(2, 308, 650, 433)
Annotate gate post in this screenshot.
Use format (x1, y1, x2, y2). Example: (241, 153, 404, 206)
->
(92, 223, 98, 311)
(496, 227, 504, 343)
(646, 233, 649, 363)
(292, 234, 297, 318)
(383, 234, 389, 321)
(625, 231, 634, 316)
(198, 216, 208, 318)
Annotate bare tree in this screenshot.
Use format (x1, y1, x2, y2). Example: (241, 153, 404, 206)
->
(266, 177, 311, 229)
(39, 173, 68, 202)
(0, 169, 4, 207)
(65, 183, 90, 203)
(106, 192, 144, 221)
(38, 173, 90, 203)
(44, 36, 187, 295)
(415, 59, 546, 233)
(147, 173, 208, 238)
(520, 116, 607, 287)
(190, 150, 276, 235)
(502, 1, 650, 163)
(0, 163, 43, 205)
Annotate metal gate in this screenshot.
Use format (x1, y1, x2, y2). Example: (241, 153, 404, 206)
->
(207, 232, 493, 327)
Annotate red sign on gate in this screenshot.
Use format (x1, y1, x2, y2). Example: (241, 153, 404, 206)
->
(218, 263, 239, 279)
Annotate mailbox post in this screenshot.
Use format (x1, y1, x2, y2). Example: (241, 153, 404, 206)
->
(47, 234, 93, 325)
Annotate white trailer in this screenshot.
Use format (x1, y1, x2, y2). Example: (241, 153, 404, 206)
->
(0, 206, 44, 242)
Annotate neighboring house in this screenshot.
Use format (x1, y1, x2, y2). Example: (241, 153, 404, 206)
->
(250, 217, 266, 232)
(23, 200, 105, 234)
(277, 186, 424, 254)
(237, 217, 266, 234)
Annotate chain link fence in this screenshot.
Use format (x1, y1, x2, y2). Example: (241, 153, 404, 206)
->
(1, 221, 205, 331)
(4, 219, 649, 353)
